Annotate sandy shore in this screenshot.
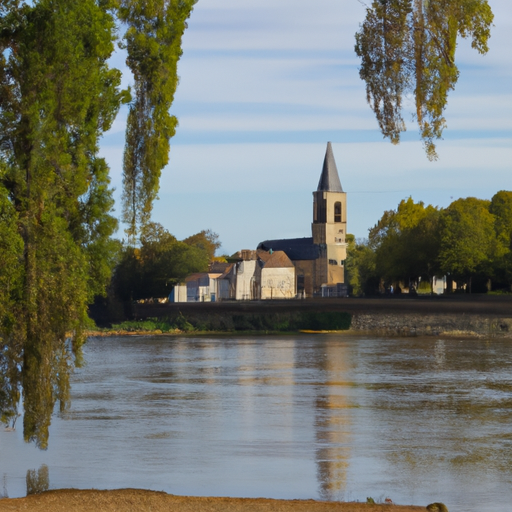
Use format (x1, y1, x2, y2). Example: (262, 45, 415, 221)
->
(0, 489, 430, 512)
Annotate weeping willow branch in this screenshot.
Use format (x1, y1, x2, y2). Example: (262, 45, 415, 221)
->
(355, 0, 493, 160)
(119, 0, 197, 243)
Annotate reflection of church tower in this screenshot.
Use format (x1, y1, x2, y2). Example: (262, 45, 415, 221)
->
(315, 340, 352, 501)
(312, 142, 347, 288)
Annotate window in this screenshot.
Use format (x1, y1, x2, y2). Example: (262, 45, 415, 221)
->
(334, 202, 342, 222)
(329, 259, 338, 266)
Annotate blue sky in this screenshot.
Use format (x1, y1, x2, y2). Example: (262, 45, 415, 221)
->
(100, 0, 512, 255)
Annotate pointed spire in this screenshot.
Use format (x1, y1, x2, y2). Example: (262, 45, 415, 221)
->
(317, 142, 343, 192)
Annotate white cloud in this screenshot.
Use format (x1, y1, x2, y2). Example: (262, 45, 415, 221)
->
(184, 0, 366, 51)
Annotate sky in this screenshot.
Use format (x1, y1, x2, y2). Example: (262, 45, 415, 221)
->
(100, 0, 512, 256)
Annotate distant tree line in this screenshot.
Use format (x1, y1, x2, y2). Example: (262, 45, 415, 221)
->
(346, 191, 512, 295)
(110, 224, 221, 302)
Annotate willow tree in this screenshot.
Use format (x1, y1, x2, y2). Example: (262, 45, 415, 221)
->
(0, 0, 123, 448)
(119, 0, 196, 243)
(0, 0, 195, 449)
(355, 0, 493, 160)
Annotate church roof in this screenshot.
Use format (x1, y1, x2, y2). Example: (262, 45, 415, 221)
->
(257, 237, 320, 261)
(317, 142, 343, 192)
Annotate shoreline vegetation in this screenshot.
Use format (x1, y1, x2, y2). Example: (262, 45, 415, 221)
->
(84, 327, 493, 339)
(0, 489, 430, 512)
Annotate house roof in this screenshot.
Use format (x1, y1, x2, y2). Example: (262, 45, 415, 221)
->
(256, 250, 272, 263)
(264, 250, 294, 268)
(257, 237, 320, 261)
(209, 261, 230, 273)
(317, 141, 343, 193)
(219, 263, 235, 279)
(184, 272, 222, 283)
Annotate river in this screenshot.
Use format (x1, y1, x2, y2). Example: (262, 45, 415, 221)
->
(1, 334, 511, 511)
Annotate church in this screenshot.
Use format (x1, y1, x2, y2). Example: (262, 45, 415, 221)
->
(171, 142, 348, 301)
(256, 141, 348, 297)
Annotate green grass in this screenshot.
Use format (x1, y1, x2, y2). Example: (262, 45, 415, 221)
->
(107, 311, 352, 334)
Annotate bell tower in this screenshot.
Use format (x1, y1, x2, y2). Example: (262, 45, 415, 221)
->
(312, 142, 347, 285)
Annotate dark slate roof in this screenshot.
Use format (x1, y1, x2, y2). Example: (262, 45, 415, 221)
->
(317, 142, 343, 192)
(257, 237, 320, 261)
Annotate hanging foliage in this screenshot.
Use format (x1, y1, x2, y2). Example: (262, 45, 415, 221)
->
(355, 0, 493, 160)
(119, 0, 197, 242)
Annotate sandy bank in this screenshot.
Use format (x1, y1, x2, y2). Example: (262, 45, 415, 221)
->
(0, 489, 429, 512)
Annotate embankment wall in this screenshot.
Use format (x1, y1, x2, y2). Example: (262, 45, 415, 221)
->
(105, 296, 512, 337)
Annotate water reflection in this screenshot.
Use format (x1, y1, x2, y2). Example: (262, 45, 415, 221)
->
(434, 340, 445, 368)
(1, 335, 512, 512)
(361, 338, 512, 507)
(314, 340, 352, 500)
(26, 464, 49, 495)
(1, 474, 8, 498)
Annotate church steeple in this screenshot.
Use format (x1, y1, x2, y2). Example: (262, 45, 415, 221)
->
(311, 142, 347, 288)
(317, 142, 343, 192)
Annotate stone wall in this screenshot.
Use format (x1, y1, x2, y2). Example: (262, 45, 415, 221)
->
(350, 312, 512, 338)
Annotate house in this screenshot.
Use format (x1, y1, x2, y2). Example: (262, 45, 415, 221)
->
(260, 251, 296, 299)
(184, 272, 223, 302)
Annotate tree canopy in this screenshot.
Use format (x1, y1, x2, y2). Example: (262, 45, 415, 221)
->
(112, 223, 215, 301)
(367, 198, 441, 289)
(438, 197, 495, 286)
(348, 192, 512, 296)
(355, 0, 494, 160)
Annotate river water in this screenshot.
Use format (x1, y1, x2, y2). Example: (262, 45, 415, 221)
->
(1, 334, 512, 511)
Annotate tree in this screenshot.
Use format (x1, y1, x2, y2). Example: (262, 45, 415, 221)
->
(345, 235, 379, 296)
(489, 191, 512, 290)
(183, 229, 221, 261)
(405, 206, 442, 290)
(0, 0, 196, 448)
(0, 180, 23, 429)
(119, 0, 197, 242)
(355, 0, 493, 160)
(368, 197, 441, 290)
(438, 197, 495, 291)
(138, 224, 209, 298)
(112, 223, 211, 301)
(0, 0, 124, 448)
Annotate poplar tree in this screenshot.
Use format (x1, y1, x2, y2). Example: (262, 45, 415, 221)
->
(119, 0, 196, 243)
(355, 0, 493, 160)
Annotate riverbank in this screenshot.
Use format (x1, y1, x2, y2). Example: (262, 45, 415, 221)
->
(0, 489, 429, 512)
(89, 295, 512, 338)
